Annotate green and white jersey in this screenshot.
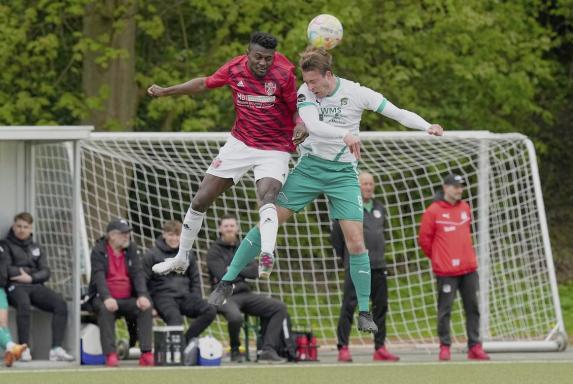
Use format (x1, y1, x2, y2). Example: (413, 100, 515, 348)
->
(297, 77, 386, 163)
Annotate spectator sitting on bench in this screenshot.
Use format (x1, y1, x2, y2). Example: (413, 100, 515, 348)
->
(88, 218, 154, 367)
(207, 214, 288, 364)
(1, 212, 73, 362)
(143, 220, 216, 348)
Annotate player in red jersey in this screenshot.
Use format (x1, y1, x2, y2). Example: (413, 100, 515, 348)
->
(148, 32, 306, 275)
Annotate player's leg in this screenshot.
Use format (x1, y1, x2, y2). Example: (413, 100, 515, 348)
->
(371, 269, 399, 361)
(460, 272, 489, 360)
(252, 149, 290, 278)
(152, 174, 234, 274)
(207, 205, 294, 306)
(1, 289, 27, 367)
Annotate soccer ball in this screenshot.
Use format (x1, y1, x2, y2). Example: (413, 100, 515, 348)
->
(307, 14, 343, 50)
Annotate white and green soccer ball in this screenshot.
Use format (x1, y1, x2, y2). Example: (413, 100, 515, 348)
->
(307, 14, 343, 50)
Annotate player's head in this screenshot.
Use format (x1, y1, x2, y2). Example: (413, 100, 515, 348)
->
(299, 46, 335, 98)
(359, 172, 375, 202)
(247, 32, 277, 78)
(218, 214, 239, 241)
(12, 212, 33, 241)
(442, 173, 465, 203)
(162, 220, 182, 249)
(106, 217, 132, 249)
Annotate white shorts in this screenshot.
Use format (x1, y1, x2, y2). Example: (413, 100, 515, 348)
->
(206, 136, 291, 184)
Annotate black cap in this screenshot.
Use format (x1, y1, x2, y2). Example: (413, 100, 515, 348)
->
(443, 173, 465, 186)
(106, 218, 132, 233)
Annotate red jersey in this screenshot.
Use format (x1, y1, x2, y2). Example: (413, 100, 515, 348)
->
(205, 53, 297, 152)
(418, 198, 478, 277)
(105, 243, 132, 299)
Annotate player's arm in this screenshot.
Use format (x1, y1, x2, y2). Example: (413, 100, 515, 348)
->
(418, 209, 436, 258)
(379, 101, 443, 136)
(147, 77, 208, 97)
(298, 105, 361, 159)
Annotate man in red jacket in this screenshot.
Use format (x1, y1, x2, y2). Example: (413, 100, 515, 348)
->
(418, 174, 490, 361)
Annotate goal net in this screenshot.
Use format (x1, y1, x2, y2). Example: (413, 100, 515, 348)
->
(60, 131, 564, 351)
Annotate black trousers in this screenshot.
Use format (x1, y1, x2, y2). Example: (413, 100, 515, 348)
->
(92, 297, 153, 355)
(218, 292, 287, 351)
(153, 293, 216, 343)
(7, 284, 68, 347)
(436, 271, 481, 347)
(337, 268, 388, 349)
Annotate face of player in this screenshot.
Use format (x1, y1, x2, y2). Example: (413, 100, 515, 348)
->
(302, 69, 335, 98)
(443, 184, 464, 203)
(359, 173, 375, 202)
(247, 44, 275, 78)
(107, 230, 131, 250)
(219, 218, 239, 242)
(163, 231, 180, 249)
(12, 219, 32, 241)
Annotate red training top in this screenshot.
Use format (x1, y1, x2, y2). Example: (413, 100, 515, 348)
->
(418, 199, 478, 277)
(205, 53, 297, 152)
(105, 243, 132, 299)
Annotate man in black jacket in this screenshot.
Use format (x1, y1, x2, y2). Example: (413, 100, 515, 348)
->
(207, 214, 288, 364)
(331, 172, 399, 362)
(88, 218, 154, 367)
(0, 212, 73, 362)
(143, 220, 216, 345)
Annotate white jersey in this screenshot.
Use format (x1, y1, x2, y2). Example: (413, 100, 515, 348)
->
(297, 77, 430, 163)
(297, 78, 384, 162)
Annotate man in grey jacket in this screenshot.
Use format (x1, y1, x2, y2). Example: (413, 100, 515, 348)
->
(331, 172, 399, 362)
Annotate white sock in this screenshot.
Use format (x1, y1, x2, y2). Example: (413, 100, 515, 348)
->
(259, 203, 278, 255)
(177, 207, 205, 260)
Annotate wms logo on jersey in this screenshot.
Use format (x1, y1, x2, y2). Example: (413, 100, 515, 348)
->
(340, 97, 349, 106)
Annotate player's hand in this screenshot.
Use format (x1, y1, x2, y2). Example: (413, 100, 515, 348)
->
(292, 123, 309, 145)
(104, 298, 119, 313)
(343, 133, 361, 160)
(136, 296, 152, 311)
(147, 84, 166, 97)
(427, 124, 444, 136)
(10, 268, 32, 283)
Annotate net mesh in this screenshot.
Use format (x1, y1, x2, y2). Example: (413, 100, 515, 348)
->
(33, 132, 560, 348)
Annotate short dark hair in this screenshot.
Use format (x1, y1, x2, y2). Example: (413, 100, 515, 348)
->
(14, 212, 33, 224)
(250, 32, 278, 50)
(299, 46, 333, 75)
(219, 214, 237, 225)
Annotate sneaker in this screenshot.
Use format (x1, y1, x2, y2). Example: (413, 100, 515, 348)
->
(258, 348, 286, 364)
(439, 344, 451, 361)
(106, 352, 119, 367)
(139, 351, 154, 366)
(337, 345, 352, 362)
(4, 344, 27, 367)
(230, 349, 244, 363)
(19, 348, 32, 362)
(207, 281, 234, 307)
(258, 252, 274, 279)
(152, 253, 189, 275)
(467, 344, 490, 361)
(373, 346, 400, 362)
(49, 346, 74, 362)
(357, 311, 378, 333)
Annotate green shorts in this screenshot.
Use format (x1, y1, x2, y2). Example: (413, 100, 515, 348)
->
(277, 155, 363, 221)
(0, 288, 7, 310)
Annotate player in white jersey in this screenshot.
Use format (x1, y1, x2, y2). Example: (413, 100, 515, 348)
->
(208, 47, 443, 333)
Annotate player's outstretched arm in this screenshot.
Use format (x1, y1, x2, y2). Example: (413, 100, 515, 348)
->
(147, 77, 208, 97)
(380, 101, 444, 136)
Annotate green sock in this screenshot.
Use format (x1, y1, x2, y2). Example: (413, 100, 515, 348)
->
(222, 226, 261, 281)
(0, 326, 12, 350)
(349, 252, 371, 312)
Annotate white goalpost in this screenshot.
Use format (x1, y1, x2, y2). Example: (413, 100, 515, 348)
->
(35, 130, 566, 352)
